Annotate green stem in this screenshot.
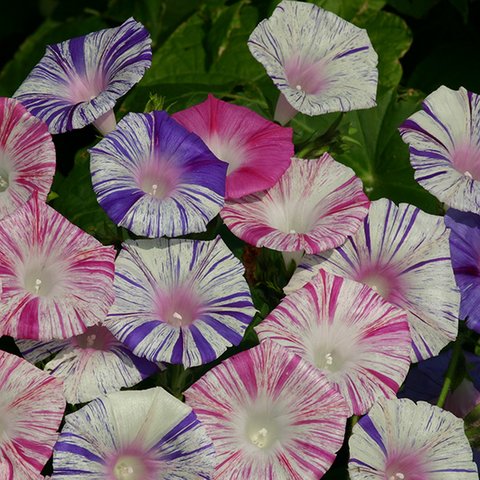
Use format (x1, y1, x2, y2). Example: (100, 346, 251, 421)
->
(170, 364, 189, 400)
(436, 337, 463, 408)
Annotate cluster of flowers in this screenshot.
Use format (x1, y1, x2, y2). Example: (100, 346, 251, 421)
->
(0, 0, 479, 478)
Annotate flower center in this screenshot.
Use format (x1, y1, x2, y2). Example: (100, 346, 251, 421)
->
(206, 133, 245, 174)
(385, 450, 429, 480)
(0, 171, 9, 192)
(74, 325, 116, 350)
(451, 141, 480, 180)
(156, 287, 202, 327)
(284, 56, 328, 95)
(361, 273, 392, 299)
(313, 348, 345, 373)
(113, 455, 146, 480)
(138, 163, 180, 199)
(246, 418, 280, 450)
(68, 73, 106, 104)
(24, 267, 58, 297)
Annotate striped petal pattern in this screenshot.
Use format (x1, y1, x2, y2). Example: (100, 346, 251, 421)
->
(400, 86, 480, 213)
(105, 236, 255, 367)
(0, 97, 55, 220)
(172, 94, 293, 199)
(0, 350, 65, 479)
(248, 0, 378, 122)
(53, 387, 215, 479)
(14, 18, 152, 134)
(286, 198, 460, 362)
(256, 269, 411, 416)
(17, 325, 160, 404)
(90, 111, 227, 238)
(221, 154, 369, 253)
(0, 194, 116, 340)
(185, 341, 349, 480)
(349, 398, 478, 479)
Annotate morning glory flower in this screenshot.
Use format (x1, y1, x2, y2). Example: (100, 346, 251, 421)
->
(0, 97, 55, 220)
(0, 350, 65, 479)
(172, 94, 294, 199)
(185, 340, 349, 480)
(14, 18, 152, 135)
(221, 154, 369, 254)
(17, 325, 160, 404)
(105, 236, 255, 367)
(349, 398, 478, 479)
(0, 193, 115, 340)
(286, 198, 460, 362)
(53, 387, 215, 479)
(248, 0, 378, 124)
(256, 269, 411, 416)
(400, 86, 480, 214)
(90, 110, 227, 238)
(445, 208, 480, 333)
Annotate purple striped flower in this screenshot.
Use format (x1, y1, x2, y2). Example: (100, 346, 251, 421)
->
(248, 0, 378, 124)
(349, 398, 478, 479)
(17, 325, 160, 404)
(14, 18, 152, 135)
(90, 110, 227, 238)
(0, 193, 115, 340)
(286, 198, 460, 362)
(52, 387, 215, 479)
(256, 269, 411, 416)
(221, 154, 369, 254)
(0, 350, 65, 479)
(105, 236, 255, 367)
(0, 97, 55, 220)
(400, 86, 480, 213)
(445, 208, 480, 333)
(185, 341, 349, 480)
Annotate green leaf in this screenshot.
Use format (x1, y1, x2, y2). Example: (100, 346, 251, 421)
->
(386, 0, 440, 18)
(449, 0, 469, 22)
(355, 10, 412, 89)
(0, 16, 107, 97)
(312, 0, 386, 20)
(50, 147, 119, 244)
(336, 87, 442, 214)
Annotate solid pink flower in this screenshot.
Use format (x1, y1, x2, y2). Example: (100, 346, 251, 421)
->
(173, 94, 293, 199)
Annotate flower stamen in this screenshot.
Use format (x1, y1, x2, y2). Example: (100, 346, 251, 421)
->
(250, 427, 269, 448)
(34, 278, 42, 295)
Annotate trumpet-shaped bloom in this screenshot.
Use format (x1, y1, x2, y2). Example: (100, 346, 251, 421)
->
(256, 269, 411, 416)
(14, 18, 152, 135)
(286, 199, 460, 362)
(17, 325, 160, 404)
(445, 208, 480, 333)
(400, 86, 480, 213)
(53, 387, 215, 479)
(90, 110, 227, 238)
(185, 341, 349, 480)
(0, 350, 65, 479)
(248, 0, 378, 124)
(0, 97, 55, 220)
(105, 236, 255, 367)
(221, 154, 369, 254)
(172, 95, 293, 199)
(349, 398, 478, 479)
(0, 194, 115, 340)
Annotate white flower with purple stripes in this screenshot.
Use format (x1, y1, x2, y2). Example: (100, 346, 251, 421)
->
(0, 350, 65, 479)
(90, 110, 227, 238)
(0, 97, 55, 220)
(400, 86, 480, 214)
(221, 154, 369, 254)
(16, 325, 160, 404)
(53, 387, 215, 479)
(185, 340, 349, 480)
(0, 193, 115, 340)
(286, 198, 460, 362)
(105, 236, 255, 367)
(14, 18, 152, 134)
(349, 398, 478, 479)
(256, 269, 411, 416)
(248, 0, 378, 124)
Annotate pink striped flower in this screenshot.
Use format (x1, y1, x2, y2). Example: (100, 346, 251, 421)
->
(286, 198, 460, 362)
(221, 154, 369, 253)
(0, 194, 115, 340)
(0, 97, 55, 220)
(0, 350, 65, 479)
(172, 94, 293, 199)
(256, 269, 411, 416)
(17, 325, 160, 404)
(185, 340, 349, 480)
(349, 398, 478, 479)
